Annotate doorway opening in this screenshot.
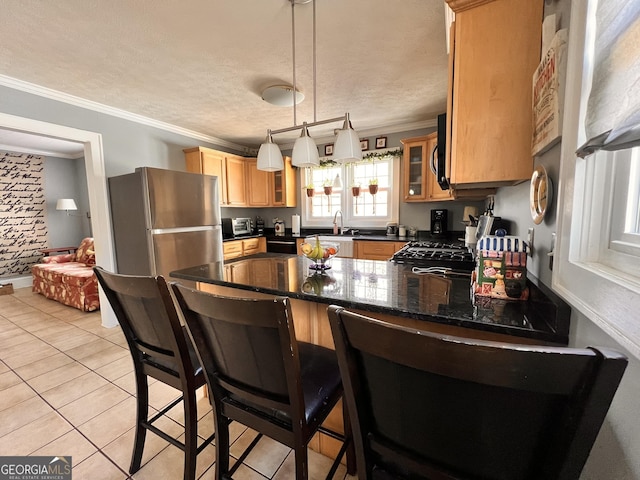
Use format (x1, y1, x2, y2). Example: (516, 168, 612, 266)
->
(0, 112, 117, 327)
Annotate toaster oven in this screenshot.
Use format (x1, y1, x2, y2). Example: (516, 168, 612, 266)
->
(232, 217, 252, 236)
(222, 217, 253, 238)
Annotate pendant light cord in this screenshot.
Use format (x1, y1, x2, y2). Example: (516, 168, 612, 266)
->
(291, 0, 316, 125)
(291, 0, 297, 127)
(313, 0, 317, 123)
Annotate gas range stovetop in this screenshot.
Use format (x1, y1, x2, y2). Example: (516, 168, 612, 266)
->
(391, 241, 476, 271)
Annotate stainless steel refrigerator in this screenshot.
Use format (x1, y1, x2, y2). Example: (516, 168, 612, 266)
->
(108, 167, 223, 281)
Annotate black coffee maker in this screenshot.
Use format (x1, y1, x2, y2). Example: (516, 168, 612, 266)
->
(431, 209, 448, 236)
(255, 216, 265, 234)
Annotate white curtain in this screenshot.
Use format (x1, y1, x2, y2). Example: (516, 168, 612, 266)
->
(577, 0, 640, 157)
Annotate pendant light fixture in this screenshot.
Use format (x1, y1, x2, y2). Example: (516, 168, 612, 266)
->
(333, 112, 362, 163)
(256, 130, 284, 171)
(257, 0, 360, 171)
(292, 122, 320, 167)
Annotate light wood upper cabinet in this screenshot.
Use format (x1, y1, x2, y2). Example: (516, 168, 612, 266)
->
(185, 147, 296, 208)
(445, 0, 543, 189)
(401, 133, 452, 202)
(246, 158, 271, 207)
(184, 147, 228, 205)
(184, 146, 246, 206)
(225, 154, 247, 206)
(272, 157, 297, 207)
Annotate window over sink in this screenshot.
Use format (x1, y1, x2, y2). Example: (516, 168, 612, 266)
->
(300, 153, 400, 229)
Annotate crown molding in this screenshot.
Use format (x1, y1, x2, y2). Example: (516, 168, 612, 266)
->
(0, 75, 248, 153)
(0, 75, 439, 156)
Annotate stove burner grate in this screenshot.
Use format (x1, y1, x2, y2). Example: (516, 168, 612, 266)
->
(391, 241, 476, 271)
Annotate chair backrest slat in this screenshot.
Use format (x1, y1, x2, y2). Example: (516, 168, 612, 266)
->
(94, 267, 195, 383)
(328, 305, 628, 480)
(172, 284, 305, 425)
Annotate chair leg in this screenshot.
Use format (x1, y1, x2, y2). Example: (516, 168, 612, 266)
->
(183, 390, 198, 480)
(294, 446, 309, 480)
(130, 372, 149, 474)
(214, 414, 230, 479)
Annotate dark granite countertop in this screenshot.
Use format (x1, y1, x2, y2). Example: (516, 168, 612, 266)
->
(171, 253, 569, 345)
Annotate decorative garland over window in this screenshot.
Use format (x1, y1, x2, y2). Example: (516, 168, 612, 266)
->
(317, 147, 403, 168)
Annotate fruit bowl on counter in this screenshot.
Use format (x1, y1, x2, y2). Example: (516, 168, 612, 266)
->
(299, 236, 339, 270)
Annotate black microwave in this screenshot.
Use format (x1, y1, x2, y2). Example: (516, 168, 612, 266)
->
(431, 113, 450, 190)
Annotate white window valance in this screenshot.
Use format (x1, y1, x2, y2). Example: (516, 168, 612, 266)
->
(577, 0, 640, 157)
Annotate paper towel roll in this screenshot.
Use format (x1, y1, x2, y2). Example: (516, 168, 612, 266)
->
(292, 214, 301, 235)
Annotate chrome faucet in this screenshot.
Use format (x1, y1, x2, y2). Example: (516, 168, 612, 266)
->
(333, 210, 345, 235)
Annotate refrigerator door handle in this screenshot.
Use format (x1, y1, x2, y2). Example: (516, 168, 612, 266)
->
(150, 226, 215, 235)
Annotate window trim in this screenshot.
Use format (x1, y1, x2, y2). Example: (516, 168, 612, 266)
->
(300, 156, 401, 229)
(553, 0, 640, 359)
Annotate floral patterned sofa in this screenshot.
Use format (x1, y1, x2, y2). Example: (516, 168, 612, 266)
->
(32, 237, 100, 312)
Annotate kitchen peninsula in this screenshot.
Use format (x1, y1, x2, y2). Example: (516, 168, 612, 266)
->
(171, 252, 569, 460)
(171, 253, 569, 345)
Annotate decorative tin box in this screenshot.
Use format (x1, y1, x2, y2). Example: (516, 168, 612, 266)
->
(473, 236, 528, 300)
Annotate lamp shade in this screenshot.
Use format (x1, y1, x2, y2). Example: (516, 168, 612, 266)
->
(333, 113, 362, 163)
(257, 132, 284, 171)
(291, 124, 320, 168)
(333, 174, 343, 189)
(56, 198, 78, 211)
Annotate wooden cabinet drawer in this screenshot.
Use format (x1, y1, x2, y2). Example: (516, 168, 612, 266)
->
(223, 241, 243, 260)
(242, 238, 261, 255)
(224, 237, 266, 261)
(355, 241, 405, 260)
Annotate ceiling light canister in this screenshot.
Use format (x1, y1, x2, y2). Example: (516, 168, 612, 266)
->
(261, 85, 304, 107)
(333, 113, 362, 163)
(256, 131, 284, 171)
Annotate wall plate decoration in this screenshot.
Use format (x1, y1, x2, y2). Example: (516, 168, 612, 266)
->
(530, 165, 553, 224)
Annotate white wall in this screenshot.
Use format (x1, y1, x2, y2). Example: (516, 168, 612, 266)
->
(43, 156, 90, 246)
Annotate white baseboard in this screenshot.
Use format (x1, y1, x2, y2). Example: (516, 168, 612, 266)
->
(1, 276, 33, 289)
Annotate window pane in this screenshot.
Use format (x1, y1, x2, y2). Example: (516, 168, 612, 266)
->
(601, 147, 640, 273)
(352, 161, 390, 217)
(625, 148, 640, 234)
(301, 155, 399, 228)
(308, 166, 342, 219)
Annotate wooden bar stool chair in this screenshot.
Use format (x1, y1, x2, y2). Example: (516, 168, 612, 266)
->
(172, 284, 348, 480)
(94, 267, 215, 480)
(328, 305, 628, 480)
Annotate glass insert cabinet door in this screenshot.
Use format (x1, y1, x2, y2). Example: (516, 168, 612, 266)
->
(272, 169, 285, 205)
(401, 136, 429, 201)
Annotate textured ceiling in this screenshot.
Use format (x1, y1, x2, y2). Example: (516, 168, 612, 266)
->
(0, 0, 449, 149)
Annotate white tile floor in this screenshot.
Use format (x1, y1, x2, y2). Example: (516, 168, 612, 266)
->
(0, 288, 352, 479)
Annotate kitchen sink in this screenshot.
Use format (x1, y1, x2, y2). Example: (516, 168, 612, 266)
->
(305, 235, 354, 258)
